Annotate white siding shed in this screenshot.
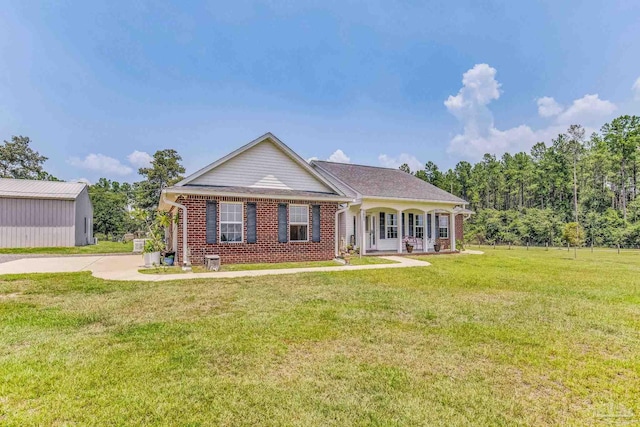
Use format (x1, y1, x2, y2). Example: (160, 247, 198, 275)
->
(0, 178, 93, 248)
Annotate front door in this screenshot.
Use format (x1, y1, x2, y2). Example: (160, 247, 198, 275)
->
(366, 214, 376, 250)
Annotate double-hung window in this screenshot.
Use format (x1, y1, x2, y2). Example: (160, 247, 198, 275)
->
(289, 205, 309, 241)
(438, 215, 449, 239)
(220, 202, 243, 242)
(386, 213, 398, 239)
(415, 214, 424, 238)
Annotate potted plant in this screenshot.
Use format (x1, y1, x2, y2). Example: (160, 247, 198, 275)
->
(434, 241, 441, 252)
(403, 236, 414, 253)
(163, 251, 175, 266)
(143, 238, 164, 267)
(143, 220, 165, 267)
(342, 244, 355, 265)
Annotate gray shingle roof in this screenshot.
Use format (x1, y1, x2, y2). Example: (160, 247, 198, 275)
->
(0, 178, 87, 200)
(312, 161, 467, 204)
(165, 185, 349, 200)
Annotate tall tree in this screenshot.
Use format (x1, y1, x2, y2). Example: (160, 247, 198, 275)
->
(454, 161, 472, 201)
(399, 163, 412, 174)
(601, 116, 640, 220)
(0, 136, 56, 180)
(89, 178, 130, 238)
(420, 161, 444, 187)
(563, 125, 586, 223)
(134, 149, 185, 216)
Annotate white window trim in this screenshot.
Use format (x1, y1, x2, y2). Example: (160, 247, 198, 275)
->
(438, 215, 449, 239)
(220, 201, 244, 243)
(289, 204, 309, 242)
(415, 214, 424, 239)
(386, 213, 398, 239)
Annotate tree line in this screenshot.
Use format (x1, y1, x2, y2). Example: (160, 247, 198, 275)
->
(1, 135, 185, 240)
(399, 115, 640, 248)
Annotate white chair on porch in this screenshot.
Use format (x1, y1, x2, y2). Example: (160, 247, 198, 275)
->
(414, 237, 424, 252)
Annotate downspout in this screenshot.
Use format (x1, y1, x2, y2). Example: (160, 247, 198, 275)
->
(162, 196, 190, 270)
(335, 204, 349, 257)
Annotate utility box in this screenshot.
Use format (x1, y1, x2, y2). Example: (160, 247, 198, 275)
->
(133, 239, 146, 253)
(205, 255, 221, 271)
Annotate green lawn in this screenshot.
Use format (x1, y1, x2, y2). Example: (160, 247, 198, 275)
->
(0, 240, 133, 255)
(220, 256, 395, 271)
(1, 248, 639, 425)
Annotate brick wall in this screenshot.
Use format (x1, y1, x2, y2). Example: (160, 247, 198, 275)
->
(175, 195, 338, 265)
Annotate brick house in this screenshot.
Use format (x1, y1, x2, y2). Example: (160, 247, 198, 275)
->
(159, 133, 471, 266)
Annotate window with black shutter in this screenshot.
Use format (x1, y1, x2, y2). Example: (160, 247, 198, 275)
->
(246, 203, 257, 243)
(278, 203, 288, 243)
(206, 201, 217, 244)
(312, 205, 321, 242)
(379, 211, 385, 239)
(409, 213, 414, 237)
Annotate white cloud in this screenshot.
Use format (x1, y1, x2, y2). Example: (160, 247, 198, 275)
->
(378, 153, 422, 171)
(127, 150, 153, 168)
(445, 64, 618, 159)
(444, 64, 501, 149)
(555, 94, 616, 125)
(306, 156, 319, 163)
(327, 149, 350, 163)
(68, 154, 133, 176)
(537, 96, 563, 117)
(633, 77, 640, 100)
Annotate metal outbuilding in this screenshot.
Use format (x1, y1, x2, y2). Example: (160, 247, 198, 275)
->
(0, 178, 93, 248)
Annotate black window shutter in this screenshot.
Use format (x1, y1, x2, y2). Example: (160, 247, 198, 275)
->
(278, 203, 288, 243)
(427, 214, 432, 239)
(409, 213, 414, 237)
(379, 211, 385, 239)
(312, 205, 321, 242)
(206, 201, 217, 244)
(401, 213, 405, 237)
(247, 203, 257, 243)
(352, 216, 356, 243)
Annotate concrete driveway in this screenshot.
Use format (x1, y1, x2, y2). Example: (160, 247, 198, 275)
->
(0, 255, 141, 275)
(0, 254, 432, 281)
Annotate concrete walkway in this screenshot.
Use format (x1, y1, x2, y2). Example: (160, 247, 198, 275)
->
(461, 249, 485, 255)
(0, 254, 431, 281)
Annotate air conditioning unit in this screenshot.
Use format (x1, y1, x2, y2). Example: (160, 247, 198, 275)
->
(133, 239, 146, 253)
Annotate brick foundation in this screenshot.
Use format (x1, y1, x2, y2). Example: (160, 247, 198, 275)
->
(175, 195, 338, 265)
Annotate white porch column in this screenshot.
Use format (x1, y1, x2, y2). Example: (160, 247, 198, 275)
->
(431, 210, 437, 248)
(423, 210, 430, 251)
(360, 209, 366, 256)
(450, 211, 456, 251)
(397, 209, 404, 253)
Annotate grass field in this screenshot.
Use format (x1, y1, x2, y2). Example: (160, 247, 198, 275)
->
(1, 247, 639, 425)
(0, 240, 133, 255)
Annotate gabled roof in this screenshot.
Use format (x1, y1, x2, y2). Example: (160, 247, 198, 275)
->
(0, 178, 87, 200)
(312, 161, 467, 204)
(175, 132, 344, 195)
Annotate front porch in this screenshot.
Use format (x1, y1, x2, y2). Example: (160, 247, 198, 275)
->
(337, 202, 465, 257)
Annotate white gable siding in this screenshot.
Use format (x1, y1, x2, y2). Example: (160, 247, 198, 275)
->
(189, 140, 332, 192)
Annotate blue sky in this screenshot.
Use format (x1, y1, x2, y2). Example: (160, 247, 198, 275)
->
(1, 1, 639, 183)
